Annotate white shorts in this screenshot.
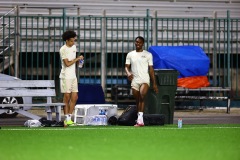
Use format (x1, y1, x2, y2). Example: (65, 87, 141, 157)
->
(60, 78, 78, 93)
(131, 79, 150, 91)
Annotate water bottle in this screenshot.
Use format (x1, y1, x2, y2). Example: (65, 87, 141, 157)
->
(103, 116, 107, 125)
(100, 116, 105, 125)
(178, 118, 182, 128)
(99, 108, 106, 115)
(97, 116, 102, 125)
(104, 109, 107, 116)
(78, 59, 84, 68)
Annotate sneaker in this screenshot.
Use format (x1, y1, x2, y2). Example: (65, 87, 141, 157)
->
(134, 121, 144, 127)
(66, 120, 76, 126)
(51, 121, 64, 127)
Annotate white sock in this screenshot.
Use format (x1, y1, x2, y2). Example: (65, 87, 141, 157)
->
(64, 115, 68, 121)
(68, 114, 72, 121)
(138, 112, 143, 122)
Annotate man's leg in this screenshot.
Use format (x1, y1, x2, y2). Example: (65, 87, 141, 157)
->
(63, 93, 71, 122)
(67, 78, 79, 123)
(64, 92, 78, 125)
(135, 83, 149, 126)
(132, 88, 140, 109)
(69, 92, 78, 116)
(138, 83, 149, 112)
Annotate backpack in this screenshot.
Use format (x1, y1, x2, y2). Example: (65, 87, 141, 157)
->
(39, 117, 64, 127)
(117, 105, 138, 126)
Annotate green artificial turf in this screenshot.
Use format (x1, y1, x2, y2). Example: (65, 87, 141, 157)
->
(0, 124, 240, 160)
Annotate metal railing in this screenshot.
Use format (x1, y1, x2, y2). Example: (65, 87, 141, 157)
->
(0, 7, 16, 75)
(0, 9, 239, 100)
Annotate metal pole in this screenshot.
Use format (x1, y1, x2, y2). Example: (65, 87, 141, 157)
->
(101, 10, 106, 93)
(146, 9, 150, 49)
(212, 11, 217, 87)
(227, 10, 231, 88)
(14, 6, 20, 78)
(152, 10, 157, 46)
(77, 7, 80, 80)
(63, 8, 66, 32)
(48, 8, 52, 80)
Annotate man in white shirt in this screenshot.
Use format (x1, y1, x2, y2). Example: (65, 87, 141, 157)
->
(59, 30, 84, 126)
(125, 36, 158, 127)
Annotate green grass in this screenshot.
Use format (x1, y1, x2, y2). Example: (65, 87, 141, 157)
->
(0, 124, 240, 160)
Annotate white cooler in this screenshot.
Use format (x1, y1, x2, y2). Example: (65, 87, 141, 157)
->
(74, 104, 118, 125)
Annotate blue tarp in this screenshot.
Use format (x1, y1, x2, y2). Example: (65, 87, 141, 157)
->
(148, 46, 210, 78)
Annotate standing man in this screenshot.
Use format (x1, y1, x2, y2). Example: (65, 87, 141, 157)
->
(125, 36, 158, 127)
(59, 30, 84, 126)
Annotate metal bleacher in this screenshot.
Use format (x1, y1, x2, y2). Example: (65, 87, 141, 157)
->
(0, 0, 240, 17)
(0, 0, 240, 104)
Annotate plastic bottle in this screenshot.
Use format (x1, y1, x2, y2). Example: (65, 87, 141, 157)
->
(103, 115, 107, 125)
(178, 118, 182, 128)
(99, 108, 106, 115)
(100, 116, 104, 125)
(78, 59, 84, 68)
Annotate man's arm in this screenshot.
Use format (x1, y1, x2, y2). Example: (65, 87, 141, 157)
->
(149, 66, 158, 94)
(63, 55, 84, 67)
(125, 64, 133, 81)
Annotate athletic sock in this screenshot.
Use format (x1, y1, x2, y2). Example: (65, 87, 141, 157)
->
(68, 114, 72, 121)
(64, 115, 68, 121)
(137, 112, 143, 123)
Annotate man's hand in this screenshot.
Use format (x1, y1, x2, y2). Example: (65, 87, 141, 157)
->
(127, 74, 133, 81)
(153, 84, 158, 94)
(77, 55, 84, 60)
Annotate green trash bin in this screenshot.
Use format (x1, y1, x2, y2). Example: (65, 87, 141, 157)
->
(144, 69, 179, 124)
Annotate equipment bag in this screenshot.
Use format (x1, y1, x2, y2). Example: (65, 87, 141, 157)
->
(39, 117, 64, 127)
(143, 114, 165, 126)
(117, 105, 138, 126)
(117, 105, 165, 126)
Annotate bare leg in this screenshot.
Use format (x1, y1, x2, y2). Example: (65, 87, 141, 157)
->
(133, 83, 149, 126)
(138, 83, 149, 112)
(132, 88, 140, 110)
(68, 92, 78, 114)
(63, 93, 71, 115)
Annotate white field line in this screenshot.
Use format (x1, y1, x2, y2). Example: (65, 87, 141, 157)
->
(1, 126, 240, 131)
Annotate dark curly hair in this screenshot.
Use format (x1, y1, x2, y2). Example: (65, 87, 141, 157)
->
(62, 30, 77, 41)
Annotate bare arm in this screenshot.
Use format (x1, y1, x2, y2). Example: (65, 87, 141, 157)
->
(125, 64, 133, 81)
(63, 55, 84, 67)
(149, 66, 158, 94)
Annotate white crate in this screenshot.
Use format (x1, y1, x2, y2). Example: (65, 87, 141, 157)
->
(74, 104, 117, 125)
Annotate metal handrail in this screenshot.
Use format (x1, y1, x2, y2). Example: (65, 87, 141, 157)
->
(0, 19, 15, 32)
(0, 7, 16, 21)
(0, 31, 15, 44)
(0, 43, 14, 55)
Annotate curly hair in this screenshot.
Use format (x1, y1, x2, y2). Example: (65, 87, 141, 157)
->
(62, 30, 77, 41)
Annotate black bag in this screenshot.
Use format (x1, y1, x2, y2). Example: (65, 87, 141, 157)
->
(117, 105, 138, 126)
(108, 116, 118, 125)
(143, 114, 165, 126)
(39, 117, 64, 127)
(117, 105, 165, 126)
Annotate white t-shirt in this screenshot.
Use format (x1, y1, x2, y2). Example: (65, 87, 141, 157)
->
(59, 44, 77, 79)
(125, 50, 153, 83)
